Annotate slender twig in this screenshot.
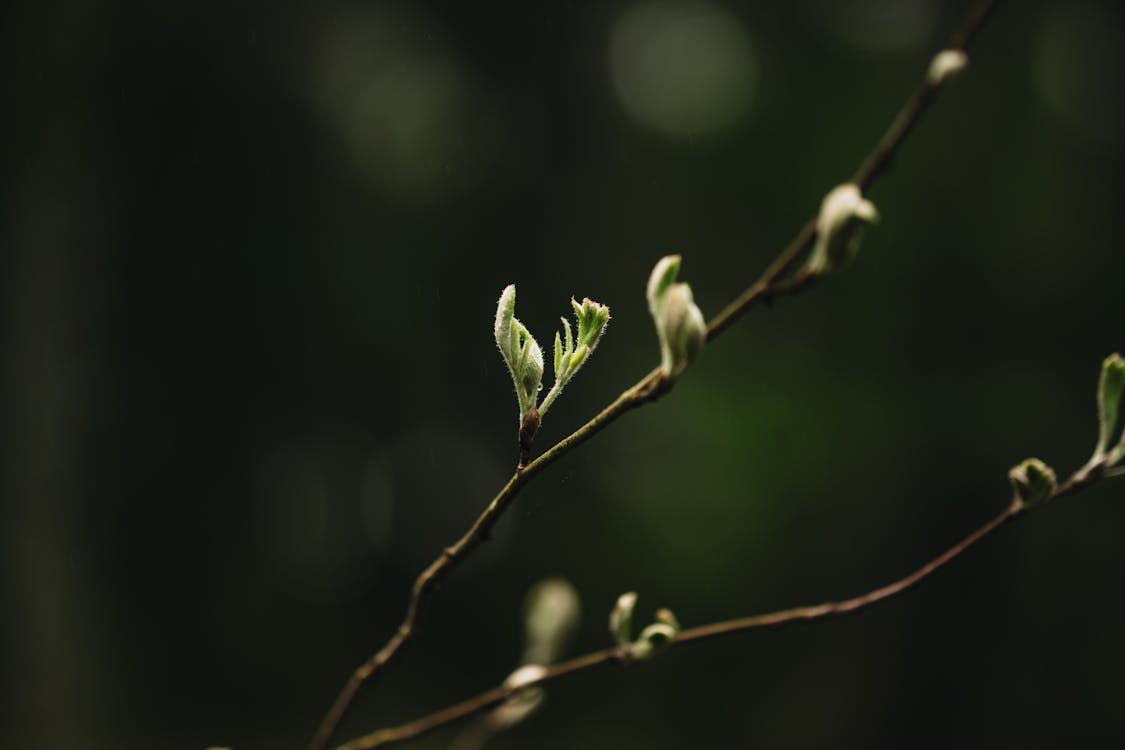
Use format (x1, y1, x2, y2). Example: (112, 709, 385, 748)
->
(306, 3, 999, 748)
(337, 462, 1109, 750)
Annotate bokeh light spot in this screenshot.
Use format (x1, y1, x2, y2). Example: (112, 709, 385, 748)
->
(1033, 3, 1125, 146)
(610, 0, 758, 136)
(309, 10, 496, 202)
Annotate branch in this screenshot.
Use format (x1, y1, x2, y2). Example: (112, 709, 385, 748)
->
(306, 2, 999, 748)
(336, 461, 1107, 750)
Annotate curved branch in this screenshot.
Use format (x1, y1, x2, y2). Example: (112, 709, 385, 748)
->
(337, 461, 1111, 750)
(307, 2, 999, 748)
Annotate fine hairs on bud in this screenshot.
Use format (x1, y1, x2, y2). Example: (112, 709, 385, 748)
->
(539, 296, 610, 416)
(805, 183, 879, 275)
(495, 284, 544, 419)
(646, 255, 706, 379)
(608, 592, 681, 661)
(928, 49, 969, 85)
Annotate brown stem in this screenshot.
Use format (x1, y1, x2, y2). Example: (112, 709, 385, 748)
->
(707, 0, 996, 340)
(336, 461, 1116, 750)
(307, 2, 999, 747)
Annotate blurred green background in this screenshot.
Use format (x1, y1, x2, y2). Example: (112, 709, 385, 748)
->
(4, 1, 1125, 748)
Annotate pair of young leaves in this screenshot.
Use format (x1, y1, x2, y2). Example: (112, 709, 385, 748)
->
(493, 255, 712, 431)
(494, 286, 610, 421)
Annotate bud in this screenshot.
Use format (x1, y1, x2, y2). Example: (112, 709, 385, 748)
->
(805, 184, 879, 275)
(646, 255, 707, 379)
(503, 664, 547, 690)
(1095, 352, 1125, 461)
(630, 622, 678, 661)
(572, 297, 611, 351)
(609, 591, 637, 648)
(523, 578, 581, 666)
(927, 49, 968, 85)
(539, 295, 611, 416)
(486, 666, 547, 731)
(515, 321, 544, 404)
(628, 606, 680, 661)
(1008, 458, 1057, 511)
(634, 606, 682, 660)
(494, 284, 544, 418)
(608, 593, 681, 661)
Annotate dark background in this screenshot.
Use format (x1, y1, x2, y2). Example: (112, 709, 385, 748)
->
(4, 1, 1124, 748)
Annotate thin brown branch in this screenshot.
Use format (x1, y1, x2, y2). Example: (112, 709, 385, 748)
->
(707, 0, 996, 340)
(337, 463, 1109, 750)
(307, 2, 999, 748)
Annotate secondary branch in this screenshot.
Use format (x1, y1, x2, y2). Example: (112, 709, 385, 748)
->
(337, 458, 1110, 750)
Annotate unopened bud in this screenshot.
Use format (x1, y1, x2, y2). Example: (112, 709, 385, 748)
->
(1009, 458, 1057, 511)
(927, 49, 968, 85)
(806, 184, 879, 275)
(503, 664, 547, 690)
(495, 285, 545, 418)
(629, 606, 681, 661)
(629, 622, 678, 661)
(571, 297, 611, 351)
(646, 255, 706, 379)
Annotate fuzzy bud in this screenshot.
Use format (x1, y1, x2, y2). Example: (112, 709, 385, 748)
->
(495, 284, 545, 418)
(806, 184, 879, 275)
(927, 49, 968, 85)
(646, 255, 706, 379)
(1009, 458, 1057, 511)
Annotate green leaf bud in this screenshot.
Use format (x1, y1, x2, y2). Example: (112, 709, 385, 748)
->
(805, 183, 879, 275)
(571, 297, 611, 352)
(647, 255, 706, 380)
(927, 49, 968, 85)
(1008, 458, 1057, 511)
(495, 285, 543, 418)
(629, 622, 678, 661)
(609, 591, 637, 649)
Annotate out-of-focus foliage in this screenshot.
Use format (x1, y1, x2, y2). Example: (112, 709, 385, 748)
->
(3, 1, 1124, 749)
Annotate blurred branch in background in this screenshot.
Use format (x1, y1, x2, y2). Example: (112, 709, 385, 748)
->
(342, 353, 1125, 749)
(308, 2, 998, 749)
(335, 438, 1122, 750)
